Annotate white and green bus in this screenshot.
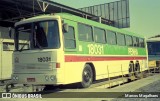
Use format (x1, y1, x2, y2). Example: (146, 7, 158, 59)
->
(11, 13, 148, 88)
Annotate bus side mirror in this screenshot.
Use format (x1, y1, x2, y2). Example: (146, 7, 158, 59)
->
(63, 23, 68, 33)
(9, 27, 12, 38)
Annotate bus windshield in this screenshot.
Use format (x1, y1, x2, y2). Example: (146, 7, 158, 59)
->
(15, 20, 60, 51)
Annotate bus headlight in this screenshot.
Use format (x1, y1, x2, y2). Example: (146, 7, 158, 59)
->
(15, 76, 18, 80)
(12, 76, 18, 81)
(45, 76, 49, 81)
(50, 75, 55, 81)
(12, 76, 16, 80)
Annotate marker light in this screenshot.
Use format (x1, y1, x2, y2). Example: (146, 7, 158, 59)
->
(56, 63, 60, 68)
(50, 76, 55, 81)
(45, 76, 49, 81)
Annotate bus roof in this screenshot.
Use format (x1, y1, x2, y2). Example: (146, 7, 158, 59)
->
(15, 13, 144, 38)
(57, 13, 144, 38)
(147, 37, 160, 42)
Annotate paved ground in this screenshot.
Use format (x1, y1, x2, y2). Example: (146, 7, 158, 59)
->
(0, 74, 160, 101)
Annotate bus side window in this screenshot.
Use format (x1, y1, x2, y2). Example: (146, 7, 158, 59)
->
(64, 26, 76, 49)
(125, 35, 133, 47)
(94, 27, 106, 43)
(106, 30, 116, 45)
(78, 23, 93, 42)
(133, 36, 139, 47)
(117, 33, 125, 46)
(136, 37, 139, 47)
(139, 38, 145, 48)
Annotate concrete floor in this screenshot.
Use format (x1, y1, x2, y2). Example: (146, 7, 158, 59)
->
(0, 74, 160, 101)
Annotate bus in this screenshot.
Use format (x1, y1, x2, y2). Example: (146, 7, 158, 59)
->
(11, 13, 148, 88)
(147, 37, 160, 68)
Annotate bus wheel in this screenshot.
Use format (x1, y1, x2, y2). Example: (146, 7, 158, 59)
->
(128, 62, 134, 82)
(80, 64, 93, 88)
(135, 63, 141, 78)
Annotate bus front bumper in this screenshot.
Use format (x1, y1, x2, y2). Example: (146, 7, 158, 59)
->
(11, 74, 60, 85)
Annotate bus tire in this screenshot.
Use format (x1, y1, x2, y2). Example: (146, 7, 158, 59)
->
(128, 62, 134, 81)
(129, 63, 134, 75)
(135, 63, 140, 78)
(80, 64, 93, 88)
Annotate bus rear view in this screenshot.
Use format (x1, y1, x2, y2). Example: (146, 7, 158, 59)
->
(12, 15, 65, 85)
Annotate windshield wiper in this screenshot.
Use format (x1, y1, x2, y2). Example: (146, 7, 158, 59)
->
(35, 39, 43, 50)
(19, 40, 42, 52)
(19, 41, 29, 52)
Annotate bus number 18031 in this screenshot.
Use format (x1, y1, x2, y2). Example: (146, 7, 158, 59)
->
(37, 57, 51, 62)
(88, 44, 104, 55)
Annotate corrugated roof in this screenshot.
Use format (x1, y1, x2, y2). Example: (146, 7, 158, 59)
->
(0, 0, 113, 27)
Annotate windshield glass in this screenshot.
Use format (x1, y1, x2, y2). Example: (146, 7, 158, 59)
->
(15, 20, 60, 51)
